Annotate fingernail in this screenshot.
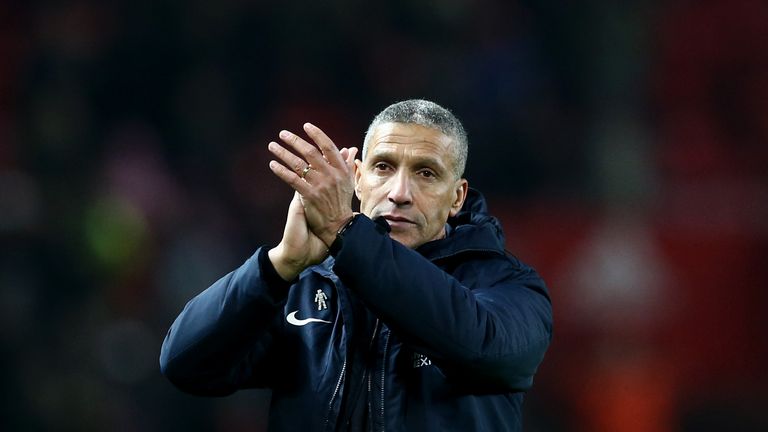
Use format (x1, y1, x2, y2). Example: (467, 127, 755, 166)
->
(268, 142, 276, 150)
(304, 122, 314, 130)
(279, 130, 290, 139)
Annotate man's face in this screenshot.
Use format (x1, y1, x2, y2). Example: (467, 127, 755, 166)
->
(355, 122, 468, 249)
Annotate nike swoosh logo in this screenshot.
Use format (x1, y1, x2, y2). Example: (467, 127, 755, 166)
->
(286, 310, 332, 326)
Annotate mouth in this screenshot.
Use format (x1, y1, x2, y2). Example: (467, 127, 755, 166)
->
(380, 214, 417, 229)
(382, 215, 414, 223)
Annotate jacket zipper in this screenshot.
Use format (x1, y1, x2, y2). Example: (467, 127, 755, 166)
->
(379, 331, 390, 432)
(325, 317, 380, 431)
(366, 319, 380, 431)
(324, 358, 347, 430)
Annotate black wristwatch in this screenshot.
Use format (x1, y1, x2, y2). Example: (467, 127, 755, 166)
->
(329, 214, 359, 256)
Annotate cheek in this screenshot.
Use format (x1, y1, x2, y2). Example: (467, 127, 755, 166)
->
(358, 177, 385, 211)
(419, 194, 446, 219)
(423, 190, 454, 221)
(426, 206, 450, 227)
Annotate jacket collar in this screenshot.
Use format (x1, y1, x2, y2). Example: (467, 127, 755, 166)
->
(416, 188, 507, 260)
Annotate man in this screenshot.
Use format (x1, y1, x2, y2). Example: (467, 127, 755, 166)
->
(160, 100, 552, 431)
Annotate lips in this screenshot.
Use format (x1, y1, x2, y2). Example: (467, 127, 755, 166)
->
(381, 214, 416, 229)
(382, 215, 414, 223)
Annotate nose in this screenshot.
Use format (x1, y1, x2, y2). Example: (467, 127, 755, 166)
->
(387, 171, 413, 206)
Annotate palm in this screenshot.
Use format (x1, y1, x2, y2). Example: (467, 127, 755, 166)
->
(282, 192, 328, 266)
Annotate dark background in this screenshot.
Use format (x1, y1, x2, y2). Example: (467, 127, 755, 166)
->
(1, 0, 767, 430)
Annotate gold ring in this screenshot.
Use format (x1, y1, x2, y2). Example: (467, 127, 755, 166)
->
(300, 164, 312, 179)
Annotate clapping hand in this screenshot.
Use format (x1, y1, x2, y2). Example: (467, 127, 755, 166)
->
(267, 123, 357, 280)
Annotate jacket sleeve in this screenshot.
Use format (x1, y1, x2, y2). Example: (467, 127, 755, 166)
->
(159, 247, 290, 396)
(332, 216, 552, 391)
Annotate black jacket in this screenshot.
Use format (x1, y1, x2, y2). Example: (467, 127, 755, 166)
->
(160, 189, 553, 431)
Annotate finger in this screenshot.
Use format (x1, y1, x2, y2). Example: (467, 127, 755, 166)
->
(339, 147, 350, 164)
(303, 123, 345, 169)
(278, 130, 328, 171)
(268, 141, 311, 177)
(269, 160, 312, 196)
(345, 147, 359, 169)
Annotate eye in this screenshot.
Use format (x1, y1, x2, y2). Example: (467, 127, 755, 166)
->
(374, 162, 390, 171)
(418, 169, 436, 178)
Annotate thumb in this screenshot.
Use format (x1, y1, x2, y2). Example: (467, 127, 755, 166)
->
(288, 191, 305, 215)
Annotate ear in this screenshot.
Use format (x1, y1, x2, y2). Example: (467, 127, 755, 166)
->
(354, 159, 363, 200)
(448, 179, 469, 217)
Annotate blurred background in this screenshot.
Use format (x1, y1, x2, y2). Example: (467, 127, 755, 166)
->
(1, 0, 767, 430)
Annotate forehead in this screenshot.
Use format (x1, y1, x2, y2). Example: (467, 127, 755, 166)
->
(367, 123, 456, 161)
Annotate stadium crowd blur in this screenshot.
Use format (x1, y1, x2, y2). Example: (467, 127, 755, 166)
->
(1, 1, 766, 431)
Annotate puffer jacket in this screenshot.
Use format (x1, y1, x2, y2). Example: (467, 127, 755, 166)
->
(160, 189, 553, 431)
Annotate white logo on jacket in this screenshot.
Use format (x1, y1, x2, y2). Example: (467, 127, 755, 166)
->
(286, 311, 332, 326)
(413, 353, 432, 368)
(314, 289, 328, 310)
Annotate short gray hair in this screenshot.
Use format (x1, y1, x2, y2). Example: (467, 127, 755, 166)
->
(363, 99, 468, 178)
